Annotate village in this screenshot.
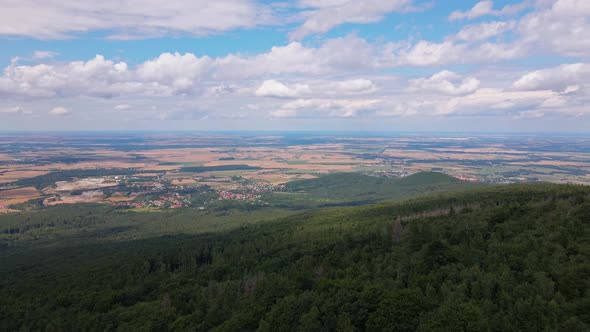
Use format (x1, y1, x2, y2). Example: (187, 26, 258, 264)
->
(60, 175, 288, 210)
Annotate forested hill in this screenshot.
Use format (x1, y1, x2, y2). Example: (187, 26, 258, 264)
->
(281, 171, 481, 203)
(1, 182, 590, 331)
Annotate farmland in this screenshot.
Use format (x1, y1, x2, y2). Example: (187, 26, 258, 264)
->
(0, 132, 589, 213)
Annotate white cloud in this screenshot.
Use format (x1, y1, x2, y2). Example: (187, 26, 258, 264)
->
(255, 78, 377, 100)
(450, 1, 494, 21)
(0, 53, 214, 98)
(0, 34, 533, 103)
(518, 0, 590, 57)
(49, 106, 69, 116)
(454, 21, 516, 42)
(0, 106, 25, 114)
(216, 35, 387, 79)
(449, 1, 529, 21)
(137, 52, 212, 94)
(395, 39, 526, 67)
(0, 0, 274, 39)
(32, 51, 59, 59)
(397, 40, 465, 66)
(434, 88, 562, 116)
(515, 109, 545, 118)
(513, 63, 590, 91)
(0, 55, 139, 98)
(255, 80, 311, 98)
(114, 104, 133, 111)
(335, 79, 376, 93)
(409, 71, 480, 95)
(278, 98, 381, 118)
(269, 109, 298, 118)
(291, 0, 413, 40)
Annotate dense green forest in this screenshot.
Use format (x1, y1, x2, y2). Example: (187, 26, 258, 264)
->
(1, 182, 589, 331)
(265, 172, 482, 209)
(0, 172, 479, 246)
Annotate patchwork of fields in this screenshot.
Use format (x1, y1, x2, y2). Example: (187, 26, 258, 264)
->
(0, 133, 588, 212)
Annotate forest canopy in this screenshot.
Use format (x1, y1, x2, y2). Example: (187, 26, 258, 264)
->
(1, 182, 589, 331)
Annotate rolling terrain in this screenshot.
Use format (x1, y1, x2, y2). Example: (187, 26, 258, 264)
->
(0, 172, 479, 246)
(1, 182, 589, 331)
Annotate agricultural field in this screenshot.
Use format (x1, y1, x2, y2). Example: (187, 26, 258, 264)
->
(0, 132, 588, 213)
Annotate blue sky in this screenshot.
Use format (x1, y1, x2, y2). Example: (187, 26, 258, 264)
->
(0, 0, 589, 132)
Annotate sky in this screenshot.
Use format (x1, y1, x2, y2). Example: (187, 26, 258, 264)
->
(0, 0, 589, 133)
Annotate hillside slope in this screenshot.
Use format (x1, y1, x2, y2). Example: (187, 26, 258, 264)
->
(274, 171, 482, 207)
(1, 183, 589, 331)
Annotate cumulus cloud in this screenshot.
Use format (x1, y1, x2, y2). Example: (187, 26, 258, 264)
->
(276, 98, 381, 118)
(518, 0, 590, 57)
(449, 0, 529, 21)
(429, 83, 590, 118)
(216, 35, 388, 79)
(49, 106, 69, 116)
(450, 1, 494, 21)
(137, 52, 212, 94)
(255, 80, 311, 98)
(0, 53, 213, 98)
(513, 63, 590, 91)
(1, 2, 589, 128)
(256, 78, 376, 100)
(0, 0, 274, 39)
(291, 0, 413, 40)
(395, 39, 526, 67)
(396, 41, 466, 66)
(454, 21, 516, 42)
(0, 35, 393, 101)
(409, 71, 480, 95)
(335, 79, 376, 93)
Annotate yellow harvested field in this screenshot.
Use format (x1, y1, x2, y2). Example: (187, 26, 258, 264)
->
(45, 161, 149, 170)
(0, 170, 51, 182)
(243, 172, 317, 184)
(202, 159, 359, 171)
(138, 165, 180, 171)
(0, 208, 20, 213)
(134, 173, 162, 177)
(511, 160, 590, 167)
(382, 149, 524, 161)
(139, 148, 224, 163)
(107, 195, 135, 202)
(171, 178, 199, 185)
(0, 187, 42, 206)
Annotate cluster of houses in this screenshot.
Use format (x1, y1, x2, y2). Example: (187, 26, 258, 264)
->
(218, 191, 260, 201)
(149, 193, 190, 208)
(106, 177, 288, 209)
(118, 193, 191, 209)
(217, 182, 284, 202)
(376, 170, 412, 178)
(455, 174, 480, 182)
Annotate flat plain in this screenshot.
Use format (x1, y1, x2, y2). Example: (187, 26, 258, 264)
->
(0, 132, 588, 213)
